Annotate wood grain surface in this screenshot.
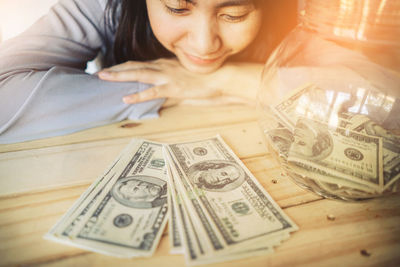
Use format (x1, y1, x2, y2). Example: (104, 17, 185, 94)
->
(0, 105, 399, 267)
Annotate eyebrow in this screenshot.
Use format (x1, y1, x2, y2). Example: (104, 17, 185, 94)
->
(179, 0, 253, 8)
(216, 0, 253, 8)
(177, 0, 196, 5)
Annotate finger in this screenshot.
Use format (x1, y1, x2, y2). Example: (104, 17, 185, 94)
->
(151, 57, 180, 67)
(123, 84, 168, 104)
(123, 83, 226, 104)
(179, 96, 249, 106)
(98, 68, 165, 84)
(102, 61, 160, 72)
(179, 98, 225, 106)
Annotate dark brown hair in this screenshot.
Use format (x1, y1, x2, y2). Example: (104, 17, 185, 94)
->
(105, 0, 297, 65)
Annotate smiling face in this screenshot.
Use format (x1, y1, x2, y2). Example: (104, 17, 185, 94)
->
(146, 0, 262, 73)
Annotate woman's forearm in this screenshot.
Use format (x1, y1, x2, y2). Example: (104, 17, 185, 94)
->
(0, 68, 163, 144)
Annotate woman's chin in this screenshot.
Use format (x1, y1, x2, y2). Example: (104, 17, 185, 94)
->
(182, 61, 224, 74)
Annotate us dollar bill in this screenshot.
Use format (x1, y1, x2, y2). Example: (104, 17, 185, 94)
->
(272, 83, 397, 133)
(165, 158, 206, 262)
(167, 181, 184, 254)
(262, 120, 294, 160)
(287, 118, 384, 192)
(272, 83, 333, 130)
(265, 82, 399, 198)
(345, 114, 400, 191)
(44, 142, 135, 243)
(45, 139, 169, 257)
(165, 136, 298, 258)
(164, 143, 281, 266)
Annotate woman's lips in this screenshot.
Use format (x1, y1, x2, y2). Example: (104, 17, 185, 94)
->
(184, 52, 224, 65)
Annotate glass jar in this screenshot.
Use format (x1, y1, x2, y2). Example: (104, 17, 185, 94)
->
(257, 0, 400, 201)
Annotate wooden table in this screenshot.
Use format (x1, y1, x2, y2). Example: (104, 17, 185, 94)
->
(1, 105, 399, 267)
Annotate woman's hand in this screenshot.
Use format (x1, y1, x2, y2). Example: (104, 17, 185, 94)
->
(98, 58, 263, 107)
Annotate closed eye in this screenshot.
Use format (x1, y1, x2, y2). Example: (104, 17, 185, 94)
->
(220, 13, 249, 22)
(165, 6, 190, 15)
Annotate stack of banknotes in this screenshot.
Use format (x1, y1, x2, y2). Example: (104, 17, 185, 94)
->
(44, 139, 169, 257)
(45, 137, 298, 265)
(262, 83, 400, 200)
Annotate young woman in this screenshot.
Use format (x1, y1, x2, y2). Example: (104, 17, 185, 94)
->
(0, 0, 297, 143)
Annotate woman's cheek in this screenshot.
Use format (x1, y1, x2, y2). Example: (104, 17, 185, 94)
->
(148, 15, 186, 52)
(222, 15, 262, 53)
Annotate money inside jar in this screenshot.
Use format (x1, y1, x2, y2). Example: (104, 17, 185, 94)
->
(262, 83, 400, 201)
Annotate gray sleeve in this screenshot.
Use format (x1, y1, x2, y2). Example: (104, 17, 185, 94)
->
(0, 0, 163, 144)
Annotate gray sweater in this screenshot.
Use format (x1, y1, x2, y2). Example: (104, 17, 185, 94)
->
(0, 0, 163, 143)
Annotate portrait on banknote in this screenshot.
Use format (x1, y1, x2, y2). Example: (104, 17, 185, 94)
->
(112, 176, 167, 208)
(290, 118, 333, 160)
(188, 160, 245, 192)
(266, 127, 294, 157)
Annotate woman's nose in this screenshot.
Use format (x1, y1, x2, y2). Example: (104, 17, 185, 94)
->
(187, 18, 221, 56)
